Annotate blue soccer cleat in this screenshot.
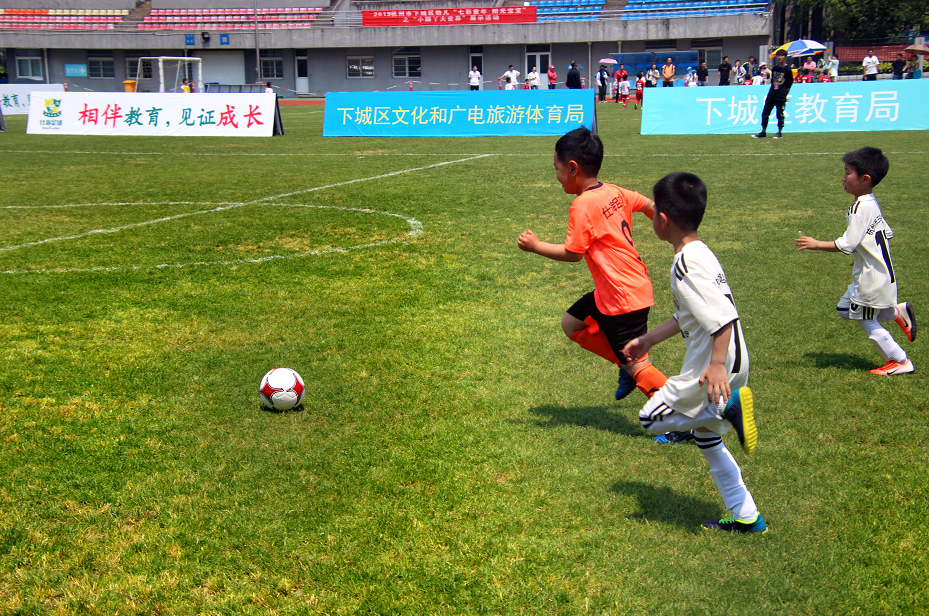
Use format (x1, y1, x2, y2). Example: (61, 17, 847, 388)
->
(702, 513, 767, 533)
(615, 367, 636, 400)
(722, 387, 757, 454)
(653, 430, 695, 444)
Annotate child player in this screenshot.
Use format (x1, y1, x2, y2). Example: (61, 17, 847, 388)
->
(619, 77, 632, 107)
(634, 72, 646, 109)
(623, 172, 765, 533)
(517, 127, 668, 402)
(796, 147, 916, 375)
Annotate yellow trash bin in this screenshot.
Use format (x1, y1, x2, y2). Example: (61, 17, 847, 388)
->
(123, 80, 137, 92)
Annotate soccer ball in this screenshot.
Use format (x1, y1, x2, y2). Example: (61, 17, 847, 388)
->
(259, 367, 306, 411)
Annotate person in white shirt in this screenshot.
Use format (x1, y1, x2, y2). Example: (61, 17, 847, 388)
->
(504, 76, 516, 91)
(619, 78, 631, 106)
(500, 65, 520, 89)
(624, 171, 765, 533)
(796, 147, 916, 376)
(862, 49, 880, 81)
(264, 82, 274, 94)
(526, 66, 540, 90)
(468, 66, 481, 91)
(751, 72, 764, 85)
(827, 55, 840, 80)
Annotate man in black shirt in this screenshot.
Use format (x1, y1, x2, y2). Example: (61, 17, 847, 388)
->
(718, 56, 732, 85)
(566, 61, 582, 89)
(891, 53, 907, 80)
(696, 61, 709, 86)
(753, 49, 793, 139)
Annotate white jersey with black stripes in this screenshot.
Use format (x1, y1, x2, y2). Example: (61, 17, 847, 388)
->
(657, 241, 749, 418)
(834, 193, 898, 309)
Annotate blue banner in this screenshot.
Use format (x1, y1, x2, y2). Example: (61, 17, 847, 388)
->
(323, 90, 595, 137)
(640, 79, 929, 135)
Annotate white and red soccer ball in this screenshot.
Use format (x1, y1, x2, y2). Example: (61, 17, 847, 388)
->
(259, 367, 305, 411)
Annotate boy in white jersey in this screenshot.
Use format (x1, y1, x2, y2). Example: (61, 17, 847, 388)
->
(796, 147, 916, 375)
(623, 172, 765, 533)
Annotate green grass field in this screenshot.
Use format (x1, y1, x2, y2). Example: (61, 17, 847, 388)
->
(0, 105, 927, 615)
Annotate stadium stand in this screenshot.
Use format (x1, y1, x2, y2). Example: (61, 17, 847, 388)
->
(0, 8, 129, 30)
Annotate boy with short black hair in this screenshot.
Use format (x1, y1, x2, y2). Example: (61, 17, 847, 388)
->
(796, 147, 916, 375)
(623, 172, 765, 533)
(518, 127, 668, 403)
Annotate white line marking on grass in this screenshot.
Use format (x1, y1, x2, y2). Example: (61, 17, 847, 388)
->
(0, 155, 487, 273)
(0, 205, 421, 275)
(1, 149, 925, 158)
(0, 201, 235, 210)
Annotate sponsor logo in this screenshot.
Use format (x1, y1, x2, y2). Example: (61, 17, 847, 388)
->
(43, 98, 62, 118)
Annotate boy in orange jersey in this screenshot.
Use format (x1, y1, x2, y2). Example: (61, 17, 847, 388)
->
(518, 127, 668, 403)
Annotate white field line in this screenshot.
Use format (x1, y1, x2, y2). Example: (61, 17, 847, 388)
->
(1, 149, 926, 158)
(0, 205, 422, 275)
(0, 155, 487, 273)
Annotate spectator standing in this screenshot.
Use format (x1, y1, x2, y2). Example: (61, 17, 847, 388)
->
(827, 55, 839, 81)
(753, 49, 793, 139)
(264, 82, 274, 94)
(469, 66, 482, 90)
(566, 61, 582, 89)
(662, 57, 676, 87)
(596, 65, 609, 102)
(500, 65, 520, 88)
(891, 53, 906, 80)
(548, 64, 558, 89)
(182, 78, 191, 93)
(862, 49, 880, 81)
(614, 64, 628, 102)
(527, 66, 541, 90)
(760, 62, 772, 84)
(745, 56, 757, 80)
(646, 63, 660, 87)
(734, 60, 745, 84)
(905, 54, 919, 79)
(696, 61, 709, 86)
(718, 56, 732, 85)
(803, 56, 817, 74)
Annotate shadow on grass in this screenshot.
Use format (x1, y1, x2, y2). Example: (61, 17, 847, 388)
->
(524, 403, 644, 438)
(804, 351, 875, 372)
(259, 403, 307, 415)
(610, 480, 721, 533)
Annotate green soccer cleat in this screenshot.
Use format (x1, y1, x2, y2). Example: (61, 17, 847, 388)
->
(702, 513, 767, 533)
(722, 387, 757, 454)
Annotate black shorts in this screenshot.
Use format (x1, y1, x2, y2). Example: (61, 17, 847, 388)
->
(566, 291, 650, 363)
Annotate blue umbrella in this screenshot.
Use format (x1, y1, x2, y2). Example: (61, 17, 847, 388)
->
(566, 64, 584, 70)
(771, 39, 828, 58)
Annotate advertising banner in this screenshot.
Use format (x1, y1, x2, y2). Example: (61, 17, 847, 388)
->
(0, 83, 65, 115)
(26, 92, 276, 136)
(362, 6, 535, 26)
(324, 90, 595, 137)
(640, 79, 929, 135)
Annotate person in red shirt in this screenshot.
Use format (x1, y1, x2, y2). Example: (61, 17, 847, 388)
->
(634, 72, 646, 109)
(518, 127, 668, 401)
(614, 64, 628, 102)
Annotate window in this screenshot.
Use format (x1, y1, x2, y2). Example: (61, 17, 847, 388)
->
(691, 38, 723, 48)
(347, 56, 374, 78)
(260, 49, 284, 80)
(16, 50, 42, 80)
(645, 39, 677, 51)
(392, 47, 421, 78)
(87, 51, 115, 79)
(126, 53, 153, 80)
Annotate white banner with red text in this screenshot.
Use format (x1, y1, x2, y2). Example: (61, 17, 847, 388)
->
(26, 92, 276, 136)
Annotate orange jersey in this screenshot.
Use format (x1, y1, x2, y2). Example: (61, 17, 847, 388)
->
(564, 183, 653, 315)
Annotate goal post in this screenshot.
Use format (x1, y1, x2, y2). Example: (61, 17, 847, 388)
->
(135, 57, 203, 93)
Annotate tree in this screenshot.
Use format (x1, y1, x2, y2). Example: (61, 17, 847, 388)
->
(782, 0, 927, 40)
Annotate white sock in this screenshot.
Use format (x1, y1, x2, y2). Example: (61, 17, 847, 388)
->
(858, 319, 906, 363)
(697, 432, 758, 522)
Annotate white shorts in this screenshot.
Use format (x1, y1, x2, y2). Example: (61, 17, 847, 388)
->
(836, 287, 894, 321)
(640, 369, 749, 434)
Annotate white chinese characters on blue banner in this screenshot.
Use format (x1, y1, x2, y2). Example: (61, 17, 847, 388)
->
(323, 90, 595, 137)
(640, 79, 929, 135)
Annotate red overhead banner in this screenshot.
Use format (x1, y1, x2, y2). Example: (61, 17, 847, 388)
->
(362, 6, 536, 27)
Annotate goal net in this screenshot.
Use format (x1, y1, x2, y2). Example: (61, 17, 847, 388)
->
(135, 57, 203, 93)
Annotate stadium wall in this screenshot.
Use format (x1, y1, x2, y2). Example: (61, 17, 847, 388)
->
(1, 14, 772, 93)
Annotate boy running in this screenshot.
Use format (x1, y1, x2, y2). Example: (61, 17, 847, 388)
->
(623, 172, 765, 533)
(634, 72, 645, 109)
(518, 127, 668, 401)
(796, 147, 916, 375)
